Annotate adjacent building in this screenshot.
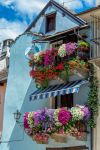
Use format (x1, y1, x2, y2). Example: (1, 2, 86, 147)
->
(0, 39, 13, 138)
(77, 5, 100, 150)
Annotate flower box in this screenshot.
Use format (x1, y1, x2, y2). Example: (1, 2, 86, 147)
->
(69, 69, 89, 81)
(29, 41, 90, 89)
(51, 133, 67, 143)
(23, 106, 90, 144)
(49, 78, 65, 86)
(76, 132, 87, 141)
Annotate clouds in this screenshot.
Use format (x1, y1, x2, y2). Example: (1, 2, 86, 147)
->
(0, 0, 95, 17)
(58, 0, 95, 10)
(0, 0, 47, 16)
(0, 0, 95, 42)
(0, 18, 27, 41)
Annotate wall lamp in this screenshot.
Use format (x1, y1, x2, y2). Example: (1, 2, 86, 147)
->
(13, 110, 21, 123)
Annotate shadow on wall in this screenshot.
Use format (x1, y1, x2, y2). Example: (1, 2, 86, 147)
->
(8, 80, 49, 150)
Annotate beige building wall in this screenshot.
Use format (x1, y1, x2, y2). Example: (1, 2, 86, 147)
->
(77, 8, 100, 150)
(96, 0, 100, 6)
(0, 82, 6, 137)
(95, 68, 100, 150)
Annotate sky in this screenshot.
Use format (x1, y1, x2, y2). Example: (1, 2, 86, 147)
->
(0, 0, 96, 42)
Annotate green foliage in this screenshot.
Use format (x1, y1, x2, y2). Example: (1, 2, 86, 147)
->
(87, 64, 99, 128)
(78, 41, 89, 48)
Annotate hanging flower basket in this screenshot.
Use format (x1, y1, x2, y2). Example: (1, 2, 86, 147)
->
(77, 41, 89, 52)
(51, 133, 67, 143)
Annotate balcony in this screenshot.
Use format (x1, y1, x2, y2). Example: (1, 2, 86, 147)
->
(89, 15, 100, 68)
(0, 52, 8, 82)
(89, 38, 100, 68)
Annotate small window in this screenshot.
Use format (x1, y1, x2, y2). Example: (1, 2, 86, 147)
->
(55, 94, 73, 109)
(46, 13, 56, 33)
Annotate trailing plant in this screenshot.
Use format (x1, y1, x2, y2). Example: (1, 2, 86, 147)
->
(87, 63, 99, 128)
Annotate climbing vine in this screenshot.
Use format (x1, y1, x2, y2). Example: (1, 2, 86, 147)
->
(87, 63, 99, 128)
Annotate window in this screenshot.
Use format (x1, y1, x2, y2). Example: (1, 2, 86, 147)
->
(46, 13, 56, 33)
(55, 94, 73, 109)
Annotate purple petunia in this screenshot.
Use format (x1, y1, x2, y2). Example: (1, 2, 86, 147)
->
(66, 42, 77, 55)
(82, 106, 91, 120)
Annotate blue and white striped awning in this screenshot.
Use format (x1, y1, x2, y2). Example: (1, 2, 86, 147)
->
(30, 80, 88, 101)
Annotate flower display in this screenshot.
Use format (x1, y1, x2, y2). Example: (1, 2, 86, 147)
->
(71, 106, 84, 121)
(24, 112, 33, 135)
(78, 41, 89, 51)
(53, 109, 62, 126)
(82, 106, 91, 120)
(58, 108, 71, 125)
(24, 112, 30, 129)
(23, 106, 90, 143)
(44, 50, 53, 66)
(28, 41, 89, 89)
(34, 133, 49, 144)
(58, 44, 67, 57)
(27, 112, 34, 128)
(55, 63, 64, 71)
(66, 42, 77, 55)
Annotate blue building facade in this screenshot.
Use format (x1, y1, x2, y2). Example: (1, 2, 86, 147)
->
(0, 1, 92, 150)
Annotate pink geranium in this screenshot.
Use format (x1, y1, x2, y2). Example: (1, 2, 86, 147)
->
(58, 108, 71, 125)
(24, 112, 30, 129)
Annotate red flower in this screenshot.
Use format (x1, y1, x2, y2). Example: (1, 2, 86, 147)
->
(56, 63, 64, 71)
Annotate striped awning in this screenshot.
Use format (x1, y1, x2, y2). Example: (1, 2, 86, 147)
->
(30, 80, 88, 101)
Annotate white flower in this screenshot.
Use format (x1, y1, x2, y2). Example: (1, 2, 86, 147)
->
(58, 44, 66, 58)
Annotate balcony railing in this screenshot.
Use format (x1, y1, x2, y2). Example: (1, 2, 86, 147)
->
(89, 15, 100, 60)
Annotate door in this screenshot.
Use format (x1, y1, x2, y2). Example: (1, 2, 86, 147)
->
(46, 146, 88, 150)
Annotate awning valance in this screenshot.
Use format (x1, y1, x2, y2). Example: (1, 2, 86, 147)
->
(30, 80, 88, 101)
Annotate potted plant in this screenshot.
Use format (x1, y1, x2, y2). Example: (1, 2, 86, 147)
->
(77, 41, 89, 52)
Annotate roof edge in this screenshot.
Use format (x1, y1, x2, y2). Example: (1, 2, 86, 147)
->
(25, 0, 86, 32)
(76, 5, 100, 16)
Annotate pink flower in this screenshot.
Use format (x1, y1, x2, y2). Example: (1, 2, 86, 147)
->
(58, 108, 71, 125)
(24, 112, 30, 129)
